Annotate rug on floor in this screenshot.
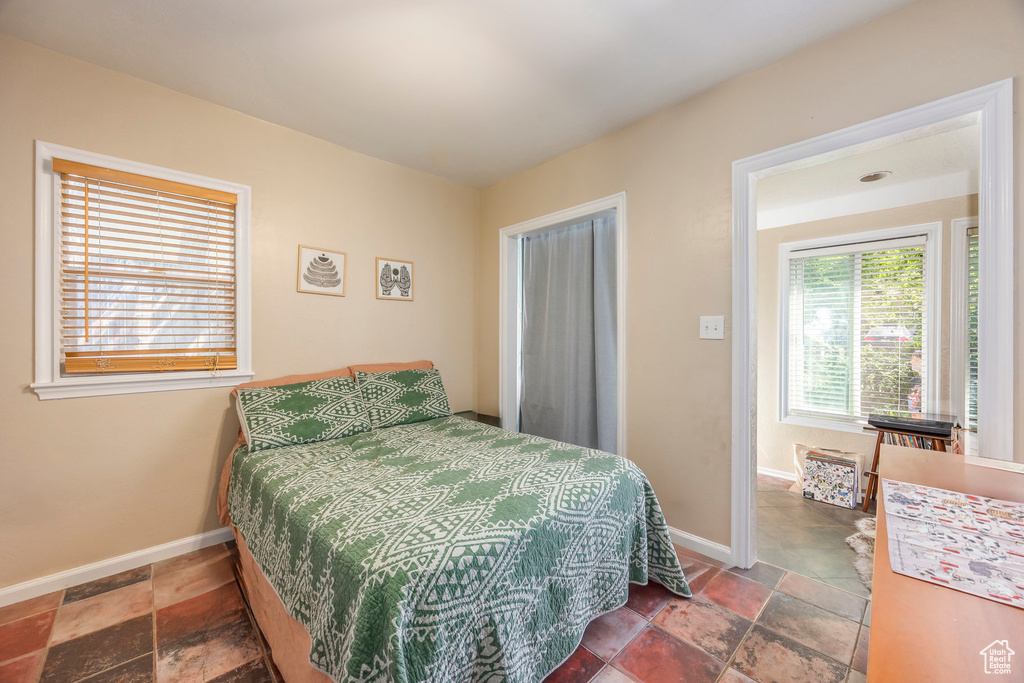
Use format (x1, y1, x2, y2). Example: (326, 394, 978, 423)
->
(845, 517, 875, 591)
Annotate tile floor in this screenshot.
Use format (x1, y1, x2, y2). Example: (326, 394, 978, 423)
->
(0, 539, 870, 683)
(755, 473, 875, 599)
(0, 542, 279, 683)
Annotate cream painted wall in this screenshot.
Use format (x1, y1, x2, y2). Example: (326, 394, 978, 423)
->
(757, 196, 978, 476)
(0, 36, 479, 588)
(477, 0, 1024, 547)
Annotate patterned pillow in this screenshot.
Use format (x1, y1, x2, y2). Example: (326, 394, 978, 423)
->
(355, 368, 452, 429)
(236, 377, 371, 452)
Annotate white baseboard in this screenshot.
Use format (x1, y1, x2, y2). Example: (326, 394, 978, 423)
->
(757, 466, 798, 482)
(0, 527, 233, 608)
(668, 526, 734, 567)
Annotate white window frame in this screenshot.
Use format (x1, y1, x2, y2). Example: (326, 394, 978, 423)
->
(31, 141, 254, 399)
(778, 222, 942, 434)
(950, 215, 979, 453)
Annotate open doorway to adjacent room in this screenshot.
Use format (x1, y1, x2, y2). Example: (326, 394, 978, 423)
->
(731, 80, 1015, 578)
(752, 119, 982, 597)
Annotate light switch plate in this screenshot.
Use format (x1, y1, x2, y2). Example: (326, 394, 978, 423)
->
(700, 315, 725, 340)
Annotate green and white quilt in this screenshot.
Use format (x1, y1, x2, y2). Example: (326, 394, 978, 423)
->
(229, 415, 690, 682)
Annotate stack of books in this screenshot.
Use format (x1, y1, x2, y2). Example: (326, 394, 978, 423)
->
(881, 432, 941, 449)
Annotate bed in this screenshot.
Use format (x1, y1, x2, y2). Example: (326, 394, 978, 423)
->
(217, 363, 690, 682)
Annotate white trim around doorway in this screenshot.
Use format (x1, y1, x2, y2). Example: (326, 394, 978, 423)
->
(498, 192, 628, 457)
(731, 79, 1014, 568)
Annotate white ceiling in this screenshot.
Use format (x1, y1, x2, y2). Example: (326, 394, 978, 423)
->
(757, 123, 981, 229)
(0, 0, 915, 187)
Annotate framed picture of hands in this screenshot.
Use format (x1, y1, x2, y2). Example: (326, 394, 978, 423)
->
(375, 257, 414, 301)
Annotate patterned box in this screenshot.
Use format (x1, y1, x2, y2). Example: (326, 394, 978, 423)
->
(802, 451, 860, 509)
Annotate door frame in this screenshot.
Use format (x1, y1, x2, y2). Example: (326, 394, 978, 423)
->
(731, 79, 1014, 568)
(498, 192, 628, 456)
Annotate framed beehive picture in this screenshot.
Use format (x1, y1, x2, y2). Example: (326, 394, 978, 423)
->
(376, 257, 414, 301)
(297, 245, 347, 296)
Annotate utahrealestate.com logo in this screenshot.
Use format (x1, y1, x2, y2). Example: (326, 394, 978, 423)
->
(980, 640, 1015, 675)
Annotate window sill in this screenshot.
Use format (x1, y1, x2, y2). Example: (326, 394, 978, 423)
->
(31, 370, 255, 400)
(780, 414, 869, 436)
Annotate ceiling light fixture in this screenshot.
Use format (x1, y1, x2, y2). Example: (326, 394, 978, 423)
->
(859, 171, 892, 183)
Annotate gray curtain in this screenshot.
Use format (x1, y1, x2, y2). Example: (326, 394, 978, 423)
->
(520, 215, 617, 452)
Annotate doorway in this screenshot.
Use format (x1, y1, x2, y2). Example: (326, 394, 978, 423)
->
(498, 192, 628, 455)
(731, 80, 1015, 569)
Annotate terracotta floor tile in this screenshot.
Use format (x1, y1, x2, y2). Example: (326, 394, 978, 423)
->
(207, 658, 274, 683)
(816, 577, 871, 599)
(0, 650, 46, 683)
(699, 572, 772, 620)
(156, 582, 262, 682)
(675, 557, 720, 595)
(862, 601, 871, 626)
(543, 646, 603, 683)
(40, 614, 152, 683)
(156, 581, 246, 646)
(51, 580, 153, 645)
(591, 666, 634, 683)
(0, 610, 56, 664)
(757, 593, 860, 663)
(64, 566, 151, 605)
(731, 624, 847, 683)
(612, 625, 724, 683)
(0, 592, 63, 627)
(852, 626, 869, 673)
(581, 608, 646, 661)
(80, 653, 153, 682)
(725, 562, 785, 589)
(624, 583, 673, 619)
(776, 572, 866, 622)
(673, 545, 725, 569)
(154, 555, 236, 609)
(153, 544, 233, 578)
(718, 668, 758, 683)
(652, 596, 751, 661)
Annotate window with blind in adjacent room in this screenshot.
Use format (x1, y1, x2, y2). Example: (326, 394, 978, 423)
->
(34, 143, 252, 399)
(780, 224, 939, 429)
(965, 226, 979, 430)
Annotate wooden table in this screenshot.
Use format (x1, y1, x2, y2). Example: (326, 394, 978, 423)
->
(869, 449, 1024, 682)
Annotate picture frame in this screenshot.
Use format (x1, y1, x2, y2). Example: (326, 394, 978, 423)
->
(297, 245, 347, 297)
(375, 257, 414, 301)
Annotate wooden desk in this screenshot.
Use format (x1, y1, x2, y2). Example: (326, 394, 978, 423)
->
(869, 449, 1024, 682)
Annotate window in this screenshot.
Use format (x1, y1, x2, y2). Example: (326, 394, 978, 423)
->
(951, 216, 979, 444)
(33, 142, 252, 399)
(965, 226, 979, 429)
(780, 224, 940, 430)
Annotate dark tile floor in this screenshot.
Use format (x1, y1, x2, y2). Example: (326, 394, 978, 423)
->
(0, 543, 279, 683)
(755, 474, 874, 599)
(0, 540, 871, 683)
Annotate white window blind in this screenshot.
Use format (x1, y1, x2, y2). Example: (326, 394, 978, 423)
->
(56, 158, 238, 375)
(966, 227, 979, 429)
(786, 236, 928, 424)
